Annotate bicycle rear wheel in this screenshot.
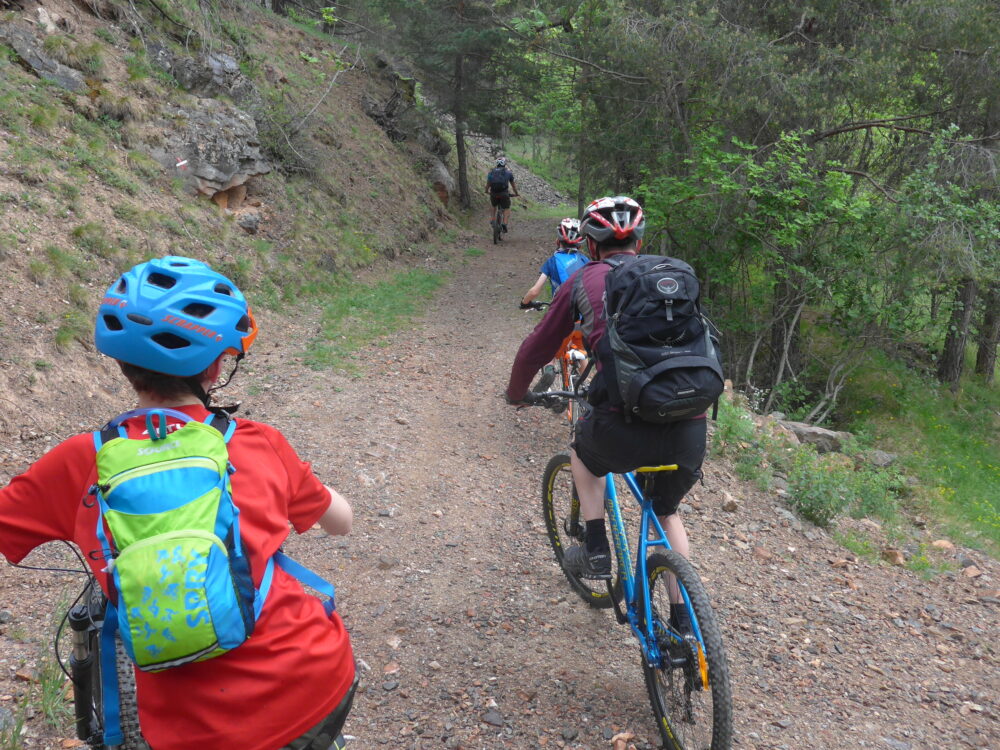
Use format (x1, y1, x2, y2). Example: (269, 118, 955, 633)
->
(641, 551, 732, 750)
(492, 208, 502, 244)
(541, 453, 619, 609)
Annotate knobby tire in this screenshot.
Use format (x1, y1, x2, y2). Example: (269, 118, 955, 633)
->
(641, 550, 732, 750)
(541, 454, 618, 609)
(492, 206, 502, 244)
(84, 584, 142, 749)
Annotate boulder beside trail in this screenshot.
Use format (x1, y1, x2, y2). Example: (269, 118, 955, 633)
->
(777, 420, 851, 453)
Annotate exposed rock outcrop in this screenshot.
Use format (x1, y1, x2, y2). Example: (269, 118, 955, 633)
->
(428, 158, 455, 206)
(148, 45, 259, 107)
(0, 21, 85, 92)
(142, 98, 271, 198)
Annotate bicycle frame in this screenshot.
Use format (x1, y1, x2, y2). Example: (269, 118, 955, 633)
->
(604, 471, 705, 670)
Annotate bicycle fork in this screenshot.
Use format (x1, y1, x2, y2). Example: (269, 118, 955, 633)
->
(69, 602, 102, 745)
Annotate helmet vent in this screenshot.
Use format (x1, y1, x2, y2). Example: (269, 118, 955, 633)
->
(103, 315, 124, 331)
(115, 279, 127, 293)
(148, 273, 177, 290)
(213, 283, 235, 297)
(151, 332, 191, 350)
(126, 313, 153, 326)
(236, 314, 251, 333)
(183, 302, 214, 319)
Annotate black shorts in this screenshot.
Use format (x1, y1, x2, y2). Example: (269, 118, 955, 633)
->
(278, 673, 358, 750)
(572, 408, 706, 516)
(489, 193, 511, 209)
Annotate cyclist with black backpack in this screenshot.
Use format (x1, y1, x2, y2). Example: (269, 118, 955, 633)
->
(484, 157, 519, 233)
(0, 257, 357, 749)
(506, 197, 723, 611)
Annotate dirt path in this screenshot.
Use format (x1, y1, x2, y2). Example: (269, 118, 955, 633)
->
(1, 216, 997, 749)
(263, 217, 999, 750)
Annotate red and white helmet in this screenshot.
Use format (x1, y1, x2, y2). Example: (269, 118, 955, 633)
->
(580, 196, 645, 244)
(557, 218, 584, 246)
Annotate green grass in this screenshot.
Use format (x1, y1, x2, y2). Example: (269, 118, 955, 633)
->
(841, 349, 1000, 555)
(518, 202, 579, 221)
(464, 247, 484, 257)
(833, 529, 880, 561)
(54, 310, 88, 351)
(304, 269, 446, 371)
(0, 698, 27, 749)
(70, 222, 114, 257)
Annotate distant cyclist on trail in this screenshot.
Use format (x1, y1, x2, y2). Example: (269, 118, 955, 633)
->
(519, 218, 589, 307)
(0, 257, 357, 750)
(485, 157, 519, 234)
(506, 197, 707, 631)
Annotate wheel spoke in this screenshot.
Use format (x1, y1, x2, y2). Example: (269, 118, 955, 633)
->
(541, 454, 616, 609)
(641, 551, 732, 750)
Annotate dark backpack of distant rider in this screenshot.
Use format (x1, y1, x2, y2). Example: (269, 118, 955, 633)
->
(594, 254, 724, 423)
(487, 167, 510, 193)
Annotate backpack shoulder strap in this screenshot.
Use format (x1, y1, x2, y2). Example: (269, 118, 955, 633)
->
(570, 261, 592, 324)
(94, 407, 195, 450)
(272, 550, 337, 615)
(203, 413, 237, 443)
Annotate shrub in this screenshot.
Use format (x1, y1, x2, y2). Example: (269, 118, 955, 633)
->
(71, 222, 114, 257)
(787, 447, 853, 526)
(55, 309, 88, 350)
(42, 36, 105, 77)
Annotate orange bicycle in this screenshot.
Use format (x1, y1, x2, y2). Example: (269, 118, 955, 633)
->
(521, 301, 591, 424)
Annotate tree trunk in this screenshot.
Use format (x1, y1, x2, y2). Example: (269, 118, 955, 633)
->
(767, 279, 802, 394)
(453, 53, 471, 209)
(974, 282, 1000, 384)
(936, 277, 978, 390)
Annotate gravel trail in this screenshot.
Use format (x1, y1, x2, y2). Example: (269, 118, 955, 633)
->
(1, 215, 997, 749)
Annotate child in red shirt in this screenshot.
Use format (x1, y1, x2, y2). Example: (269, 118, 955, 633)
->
(0, 257, 356, 750)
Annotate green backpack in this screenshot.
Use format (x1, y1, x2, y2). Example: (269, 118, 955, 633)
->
(90, 408, 336, 745)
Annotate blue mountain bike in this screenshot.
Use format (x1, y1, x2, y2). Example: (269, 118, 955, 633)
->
(524, 390, 733, 749)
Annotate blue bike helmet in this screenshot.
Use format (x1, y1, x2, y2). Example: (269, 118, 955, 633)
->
(95, 256, 258, 377)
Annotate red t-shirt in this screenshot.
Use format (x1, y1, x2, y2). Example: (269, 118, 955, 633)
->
(0, 405, 355, 750)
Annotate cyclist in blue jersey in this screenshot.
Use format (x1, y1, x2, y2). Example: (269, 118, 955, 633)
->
(520, 219, 589, 307)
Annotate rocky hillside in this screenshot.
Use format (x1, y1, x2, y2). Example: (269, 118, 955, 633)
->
(0, 0, 482, 437)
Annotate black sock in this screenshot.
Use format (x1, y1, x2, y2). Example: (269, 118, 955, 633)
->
(670, 602, 691, 630)
(585, 519, 610, 555)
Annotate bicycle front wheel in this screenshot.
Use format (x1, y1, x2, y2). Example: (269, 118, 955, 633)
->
(641, 551, 732, 750)
(86, 588, 142, 749)
(541, 453, 616, 609)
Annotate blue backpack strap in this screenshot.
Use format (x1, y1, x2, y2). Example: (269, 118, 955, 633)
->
(203, 413, 237, 442)
(254, 556, 276, 619)
(100, 604, 124, 746)
(273, 551, 337, 616)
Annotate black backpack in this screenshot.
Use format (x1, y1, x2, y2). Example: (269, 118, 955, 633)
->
(595, 254, 724, 423)
(487, 167, 510, 192)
